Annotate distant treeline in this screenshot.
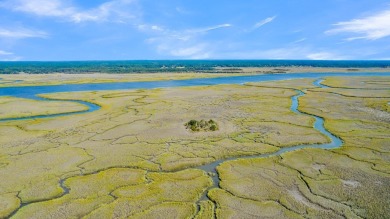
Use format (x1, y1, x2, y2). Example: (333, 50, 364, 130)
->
(0, 60, 389, 74)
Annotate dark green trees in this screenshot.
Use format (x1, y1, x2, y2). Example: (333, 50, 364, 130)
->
(184, 119, 219, 132)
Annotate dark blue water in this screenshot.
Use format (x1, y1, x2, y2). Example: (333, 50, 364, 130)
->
(1, 72, 389, 122)
(2, 72, 390, 99)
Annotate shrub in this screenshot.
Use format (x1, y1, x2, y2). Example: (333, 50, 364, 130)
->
(210, 124, 218, 131)
(185, 119, 219, 132)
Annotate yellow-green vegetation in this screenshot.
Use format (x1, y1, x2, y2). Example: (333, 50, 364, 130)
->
(13, 83, 323, 173)
(0, 73, 249, 88)
(208, 188, 302, 218)
(247, 78, 320, 90)
(1, 147, 92, 203)
(210, 77, 390, 218)
(26, 168, 208, 218)
(213, 147, 390, 218)
(0, 79, 323, 218)
(0, 97, 87, 119)
(321, 76, 390, 89)
(0, 76, 389, 218)
(194, 200, 215, 219)
(1, 68, 389, 88)
(185, 119, 219, 132)
(82, 169, 210, 218)
(0, 193, 20, 218)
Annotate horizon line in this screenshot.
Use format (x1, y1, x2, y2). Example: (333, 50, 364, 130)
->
(1, 59, 390, 62)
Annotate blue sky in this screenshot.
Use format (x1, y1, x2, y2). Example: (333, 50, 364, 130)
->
(0, 0, 390, 61)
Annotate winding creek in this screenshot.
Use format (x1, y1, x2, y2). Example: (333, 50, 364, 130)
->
(195, 79, 343, 203)
(1, 72, 390, 216)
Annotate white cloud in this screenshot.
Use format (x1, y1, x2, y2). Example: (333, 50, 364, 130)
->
(148, 35, 212, 59)
(216, 47, 303, 59)
(141, 23, 231, 58)
(0, 0, 138, 23)
(253, 16, 276, 30)
(306, 52, 347, 60)
(140, 23, 231, 35)
(150, 25, 163, 31)
(170, 44, 210, 59)
(175, 7, 191, 15)
(138, 24, 161, 32)
(71, 0, 138, 23)
(218, 46, 350, 60)
(0, 27, 48, 38)
(2, 0, 73, 17)
(194, 24, 232, 33)
(0, 56, 22, 61)
(260, 47, 307, 59)
(0, 50, 13, 55)
(0, 50, 21, 61)
(327, 9, 390, 40)
(291, 38, 307, 44)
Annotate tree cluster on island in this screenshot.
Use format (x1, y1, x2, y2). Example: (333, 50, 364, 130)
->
(185, 119, 219, 132)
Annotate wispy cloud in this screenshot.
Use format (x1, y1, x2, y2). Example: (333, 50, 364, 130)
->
(0, 27, 48, 38)
(194, 24, 232, 33)
(0, 50, 13, 55)
(0, 27, 45, 61)
(291, 38, 307, 44)
(217, 47, 306, 59)
(0, 0, 72, 17)
(0, 50, 22, 61)
(0, 57, 22, 61)
(140, 23, 232, 35)
(0, 0, 138, 23)
(175, 7, 191, 15)
(137, 24, 164, 32)
(169, 44, 210, 59)
(326, 8, 390, 40)
(218, 46, 349, 60)
(252, 16, 276, 30)
(306, 52, 347, 60)
(141, 23, 232, 59)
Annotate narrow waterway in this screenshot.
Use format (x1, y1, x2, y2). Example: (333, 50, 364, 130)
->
(196, 79, 343, 202)
(0, 96, 100, 122)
